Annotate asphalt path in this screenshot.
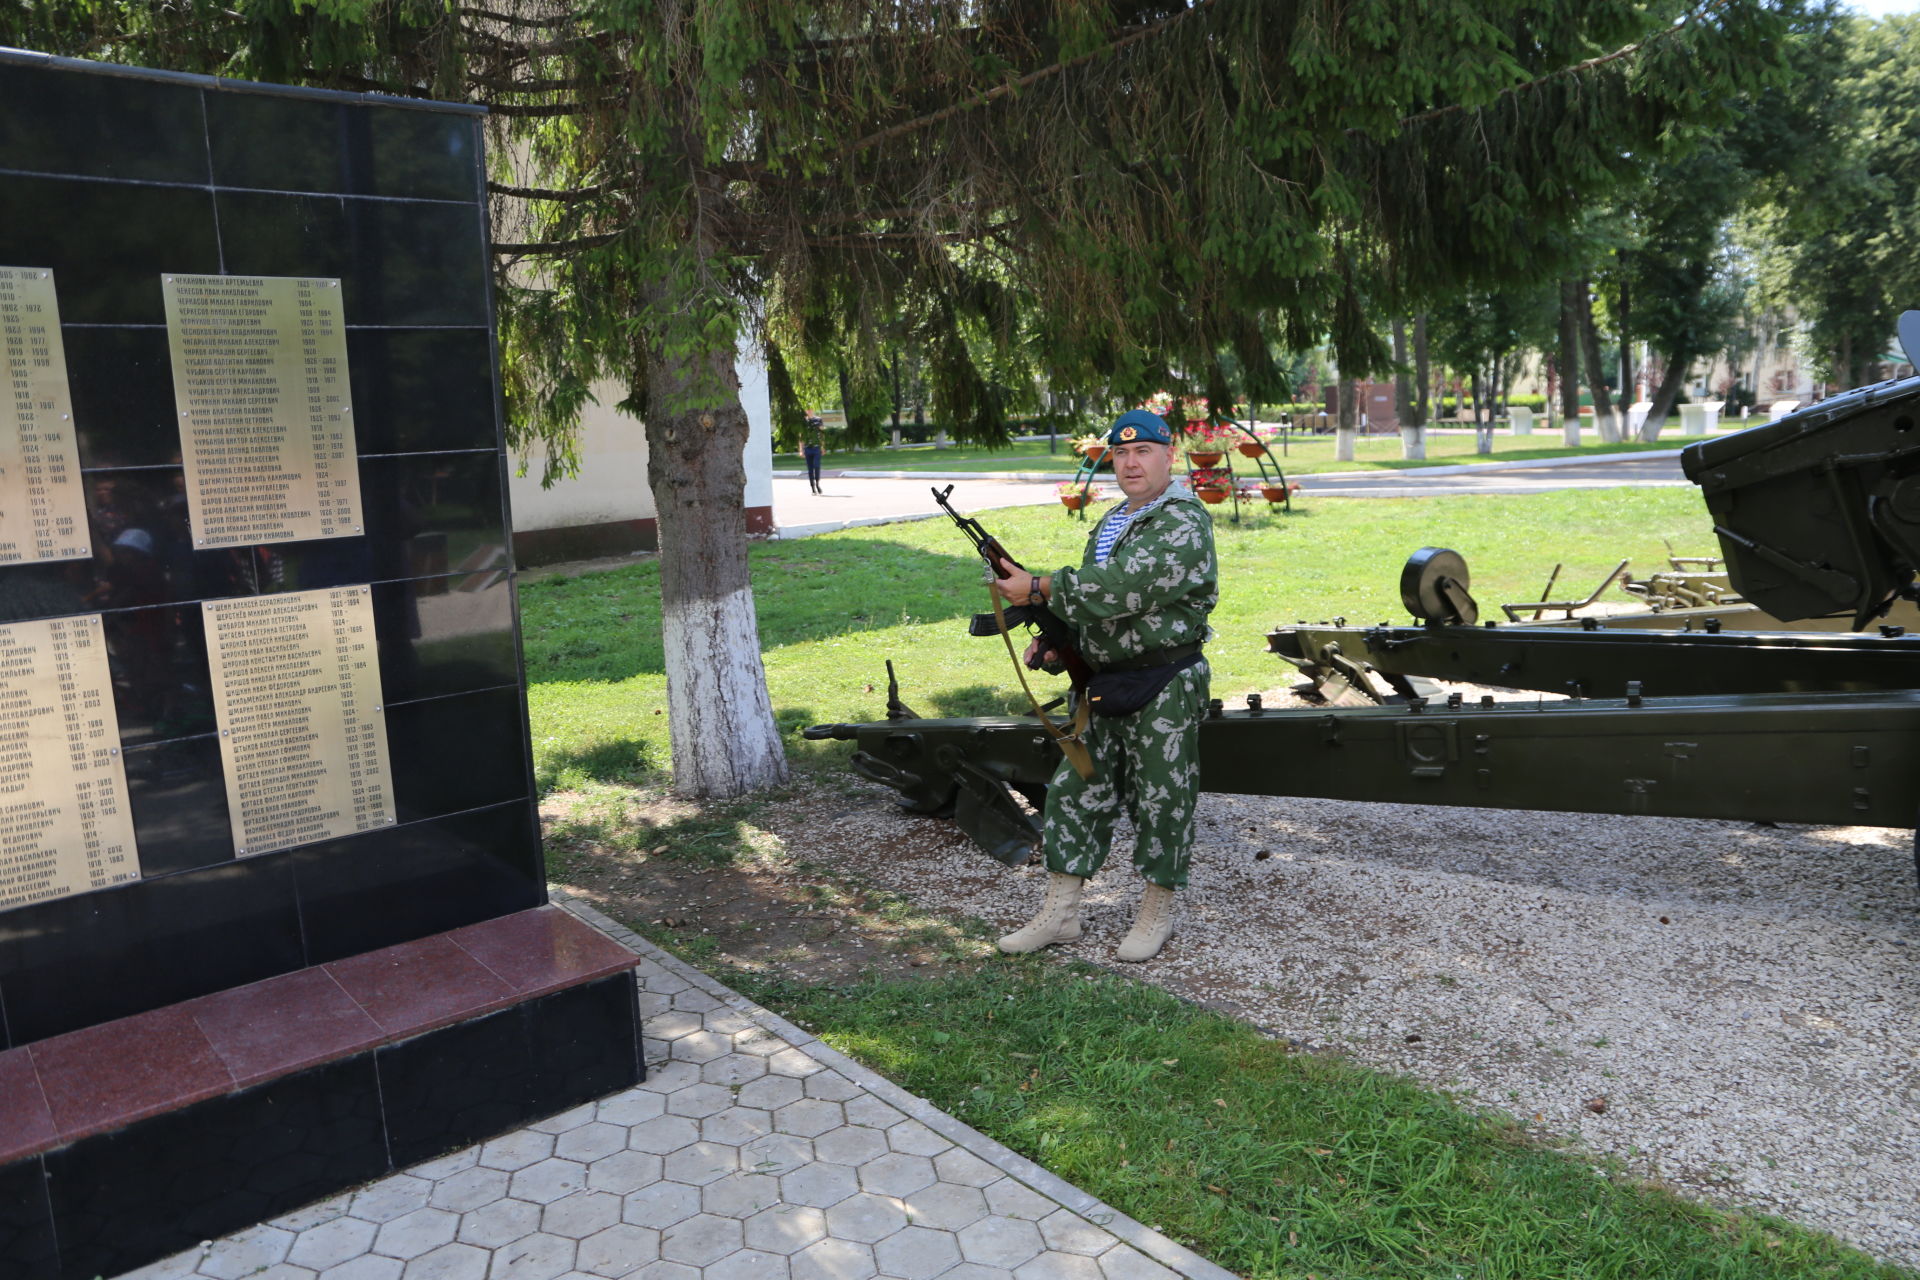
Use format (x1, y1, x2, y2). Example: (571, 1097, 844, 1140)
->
(770, 451, 1692, 537)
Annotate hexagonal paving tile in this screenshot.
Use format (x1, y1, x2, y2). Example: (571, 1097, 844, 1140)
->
(575, 1223, 661, 1277)
(621, 1181, 703, 1230)
(701, 1171, 782, 1220)
(486, 1230, 574, 1280)
(874, 1224, 962, 1279)
(1017, 1251, 1106, 1280)
(596, 1092, 666, 1127)
(479, 1131, 558, 1173)
(633, 1060, 701, 1094)
(429, 1166, 510, 1214)
(736, 1075, 805, 1111)
(646, 1012, 704, 1041)
(408, 1149, 478, 1181)
(842, 1096, 906, 1130)
(543, 1191, 623, 1240)
(289, 1216, 379, 1270)
(664, 1083, 735, 1120)
(455, 1198, 541, 1249)
(668, 1031, 731, 1064)
(671, 989, 723, 1014)
(732, 1029, 788, 1058)
(791, 1070, 854, 1102)
(822, 1191, 909, 1245)
(901, 1183, 988, 1232)
(701, 1053, 768, 1087)
(811, 1125, 887, 1167)
(271, 1192, 354, 1233)
(983, 1179, 1057, 1222)
(317, 1256, 402, 1280)
(707, 1248, 791, 1280)
(766, 1048, 822, 1078)
(773, 1099, 845, 1138)
(857, 1152, 936, 1198)
(658, 1212, 744, 1266)
(400, 1241, 488, 1280)
(1038, 1208, 1115, 1256)
(931, 1150, 1003, 1189)
(743, 1204, 827, 1256)
(662, 1140, 740, 1186)
(704, 1010, 753, 1036)
(742, 1133, 815, 1176)
(586, 1149, 666, 1196)
(198, 1224, 294, 1279)
(510, 1157, 589, 1205)
(627, 1263, 699, 1280)
(555, 1122, 629, 1164)
(937, 1266, 1016, 1280)
(957, 1217, 1045, 1270)
(250, 1260, 320, 1280)
(348, 1177, 433, 1224)
(885, 1120, 950, 1158)
(779, 1161, 860, 1210)
(702, 1105, 775, 1147)
(789, 1237, 876, 1280)
(626, 1115, 701, 1155)
(1097, 1245, 1181, 1279)
(370, 1208, 458, 1260)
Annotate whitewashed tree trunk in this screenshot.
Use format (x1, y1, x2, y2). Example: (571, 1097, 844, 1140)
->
(1400, 426, 1426, 459)
(645, 333, 789, 798)
(1335, 427, 1356, 462)
(1563, 416, 1582, 447)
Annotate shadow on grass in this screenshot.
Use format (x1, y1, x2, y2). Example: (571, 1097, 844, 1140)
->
(536, 737, 657, 791)
(522, 538, 991, 684)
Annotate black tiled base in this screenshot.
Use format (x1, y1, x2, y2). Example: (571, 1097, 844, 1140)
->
(6, 972, 640, 1280)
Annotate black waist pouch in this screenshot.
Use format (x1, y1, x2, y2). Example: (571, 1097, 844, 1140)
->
(1085, 650, 1204, 718)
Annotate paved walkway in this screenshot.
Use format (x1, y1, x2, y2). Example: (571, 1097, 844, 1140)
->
(769, 451, 1692, 539)
(120, 895, 1234, 1280)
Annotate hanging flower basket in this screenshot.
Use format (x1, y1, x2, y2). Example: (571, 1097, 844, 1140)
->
(1259, 485, 1287, 503)
(1187, 450, 1225, 468)
(1236, 441, 1267, 459)
(1196, 485, 1231, 504)
(1059, 492, 1090, 510)
(1080, 444, 1107, 465)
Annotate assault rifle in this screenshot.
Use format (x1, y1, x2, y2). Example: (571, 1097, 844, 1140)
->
(932, 485, 1092, 684)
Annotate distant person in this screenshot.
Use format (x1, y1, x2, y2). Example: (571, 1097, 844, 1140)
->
(803, 416, 825, 495)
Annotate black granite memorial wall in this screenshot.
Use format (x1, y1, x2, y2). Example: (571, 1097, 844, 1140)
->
(0, 51, 641, 1279)
(0, 51, 543, 1043)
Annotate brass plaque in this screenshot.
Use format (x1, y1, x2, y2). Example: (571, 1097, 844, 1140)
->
(0, 267, 90, 564)
(204, 587, 395, 858)
(163, 274, 364, 548)
(0, 614, 140, 910)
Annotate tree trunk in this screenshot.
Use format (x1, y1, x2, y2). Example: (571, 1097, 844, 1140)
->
(1576, 279, 1618, 443)
(1643, 354, 1688, 441)
(1393, 318, 1423, 458)
(1413, 313, 1431, 428)
(644, 336, 789, 798)
(1557, 280, 1582, 443)
(1334, 376, 1357, 462)
(1839, 332, 1854, 391)
(1617, 265, 1635, 402)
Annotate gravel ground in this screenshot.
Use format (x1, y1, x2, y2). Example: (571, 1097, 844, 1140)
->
(771, 699, 1920, 1268)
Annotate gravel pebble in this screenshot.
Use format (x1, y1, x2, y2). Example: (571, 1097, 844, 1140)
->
(777, 705, 1920, 1267)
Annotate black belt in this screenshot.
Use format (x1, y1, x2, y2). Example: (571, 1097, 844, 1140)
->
(1097, 642, 1203, 673)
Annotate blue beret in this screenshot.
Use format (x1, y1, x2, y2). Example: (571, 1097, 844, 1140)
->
(1107, 410, 1173, 446)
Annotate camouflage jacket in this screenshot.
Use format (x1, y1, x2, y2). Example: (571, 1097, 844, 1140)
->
(1051, 486, 1217, 668)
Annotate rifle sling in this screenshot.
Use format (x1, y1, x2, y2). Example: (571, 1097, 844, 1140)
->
(988, 584, 1095, 782)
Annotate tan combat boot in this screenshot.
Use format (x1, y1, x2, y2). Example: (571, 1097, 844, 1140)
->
(996, 872, 1086, 954)
(1115, 882, 1176, 962)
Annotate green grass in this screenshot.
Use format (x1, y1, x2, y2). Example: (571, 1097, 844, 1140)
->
(726, 962, 1907, 1280)
(522, 485, 1713, 789)
(779, 430, 1695, 476)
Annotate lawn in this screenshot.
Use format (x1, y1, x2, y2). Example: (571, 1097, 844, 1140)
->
(778, 428, 1700, 477)
(523, 484, 1915, 1280)
(523, 485, 1715, 790)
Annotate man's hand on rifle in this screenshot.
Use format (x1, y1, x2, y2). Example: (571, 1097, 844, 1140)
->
(1022, 635, 1062, 672)
(989, 552, 1051, 607)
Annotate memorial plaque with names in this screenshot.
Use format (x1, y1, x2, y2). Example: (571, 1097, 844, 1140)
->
(0, 266, 90, 564)
(163, 274, 363, 548)
(204, 587, 395, 858)
(0, 614, 140, 909)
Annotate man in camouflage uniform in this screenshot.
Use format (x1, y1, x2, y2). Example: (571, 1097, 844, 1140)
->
(989, 409, 1217, 961)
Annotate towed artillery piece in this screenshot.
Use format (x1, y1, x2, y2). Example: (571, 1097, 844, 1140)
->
(806, 370, 1920, 877)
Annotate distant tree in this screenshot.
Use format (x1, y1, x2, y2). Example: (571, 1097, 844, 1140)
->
(6, 0, 1798, 795)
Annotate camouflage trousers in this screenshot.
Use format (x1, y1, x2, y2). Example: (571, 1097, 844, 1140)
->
(1042, 660, 1209, 890)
